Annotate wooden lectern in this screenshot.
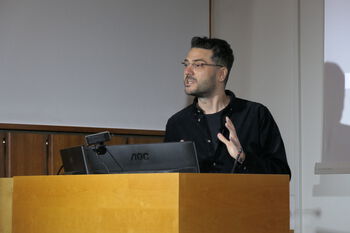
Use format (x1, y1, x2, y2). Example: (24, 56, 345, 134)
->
(8, 173, 289, 233)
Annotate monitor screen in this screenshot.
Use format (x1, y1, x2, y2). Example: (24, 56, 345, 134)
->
(60, 141, 200, 174)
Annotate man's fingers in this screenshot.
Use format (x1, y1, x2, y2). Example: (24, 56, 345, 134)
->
(218, 133, 240, 159)
(217, 133, 230, 146)
(225, 117, 242, 149)
(225, 117, 237, 135)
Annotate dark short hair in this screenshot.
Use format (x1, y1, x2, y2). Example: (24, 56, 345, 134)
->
(191, 36, 234, 83)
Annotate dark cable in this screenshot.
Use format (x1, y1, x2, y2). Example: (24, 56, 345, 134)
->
(56, 165, 64, 175)
(231, 149, 242, 173)
(93, 145, 110, 174)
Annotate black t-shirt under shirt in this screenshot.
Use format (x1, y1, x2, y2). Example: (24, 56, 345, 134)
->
(205, 109, 224, 151)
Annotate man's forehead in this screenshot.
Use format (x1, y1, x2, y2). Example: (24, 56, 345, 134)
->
(185, 48, 213, 61)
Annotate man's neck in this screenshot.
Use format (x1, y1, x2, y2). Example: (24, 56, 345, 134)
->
(197, 92, 230, 114)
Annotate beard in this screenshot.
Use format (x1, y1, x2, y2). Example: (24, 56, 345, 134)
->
(184, 74, 216, 98)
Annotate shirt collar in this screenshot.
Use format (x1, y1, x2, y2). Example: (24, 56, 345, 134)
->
(192, 90, 236, 117)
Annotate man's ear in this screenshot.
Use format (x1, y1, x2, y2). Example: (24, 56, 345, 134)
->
(218, 67, 228, 83)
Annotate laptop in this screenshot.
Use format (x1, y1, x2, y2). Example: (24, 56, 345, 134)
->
(60, 141, 200, 174)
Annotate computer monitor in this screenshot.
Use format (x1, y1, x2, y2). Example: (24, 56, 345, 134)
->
(60, 141, 200, 174)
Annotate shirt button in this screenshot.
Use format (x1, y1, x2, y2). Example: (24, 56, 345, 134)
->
(213, 162, 216, 166)
(207, 139, 211, 143)
(198, 118, 201, 122)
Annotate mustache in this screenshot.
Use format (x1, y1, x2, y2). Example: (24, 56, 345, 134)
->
(185, 75, 196, 81)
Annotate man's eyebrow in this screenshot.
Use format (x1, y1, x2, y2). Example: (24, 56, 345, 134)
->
(193, 59, 207, 62)
(183, 58, 207, 62)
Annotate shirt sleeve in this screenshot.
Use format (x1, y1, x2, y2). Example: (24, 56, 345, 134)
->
(164, 119, 177, 142)
(238, 106, 291, 177)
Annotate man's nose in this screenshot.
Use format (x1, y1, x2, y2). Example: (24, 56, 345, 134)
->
(184, 64, 194, 75)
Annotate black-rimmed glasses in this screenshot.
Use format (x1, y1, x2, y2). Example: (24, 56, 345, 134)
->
(181, 61, 223, 70)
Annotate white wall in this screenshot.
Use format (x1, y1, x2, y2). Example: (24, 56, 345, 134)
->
(301, 0, 350, 233)
(212, 0, 300, 231)
(0, 0, 208, 130)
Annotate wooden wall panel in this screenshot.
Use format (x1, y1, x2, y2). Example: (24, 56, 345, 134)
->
(127, 136, 164, 144)
(49, 134, 86, 175)
(0, 124, 164, 177)
(0, 133, 6, 177)
(0, 123, 165, 136)
(107, 135, 128, 146)
(8, 132, 48, 176)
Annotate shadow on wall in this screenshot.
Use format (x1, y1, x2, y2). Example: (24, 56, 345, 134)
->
(313, 62, 350, 196)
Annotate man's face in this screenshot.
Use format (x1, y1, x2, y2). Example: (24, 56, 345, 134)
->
(183, 48, 221, 98)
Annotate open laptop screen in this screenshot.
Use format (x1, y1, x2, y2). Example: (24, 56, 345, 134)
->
(60, 141, 199, 174)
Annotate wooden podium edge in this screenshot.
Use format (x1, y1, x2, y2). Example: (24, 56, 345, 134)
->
(0, 178, 13, 233)
(178, 173, 290, 233)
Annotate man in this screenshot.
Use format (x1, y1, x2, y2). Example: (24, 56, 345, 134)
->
(164, 36, 291, 176)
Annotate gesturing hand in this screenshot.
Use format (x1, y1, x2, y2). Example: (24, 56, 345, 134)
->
(217, 117, 245, 162)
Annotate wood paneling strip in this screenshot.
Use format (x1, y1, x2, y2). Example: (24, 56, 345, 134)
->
(7, 132, 48, 176)
(0, 123, 164, 136)
(127, 136, 164, 144)
(0, 124, 164, 177)
(49, 134, 86, 175)
(0, 133, 6, 177)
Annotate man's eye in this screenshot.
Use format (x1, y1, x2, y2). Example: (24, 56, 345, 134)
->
(194, 63, 203, 68)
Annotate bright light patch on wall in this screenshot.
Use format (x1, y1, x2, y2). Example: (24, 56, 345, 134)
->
(324, 0, 350, 127)
(341, 73, 350, 125)
(345, 73, 350, 89)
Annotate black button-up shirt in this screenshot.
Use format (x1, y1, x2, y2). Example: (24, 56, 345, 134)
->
(164, 90, 291, 176)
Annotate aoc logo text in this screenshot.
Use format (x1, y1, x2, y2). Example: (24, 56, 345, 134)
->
(131, 153, 150, 160)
